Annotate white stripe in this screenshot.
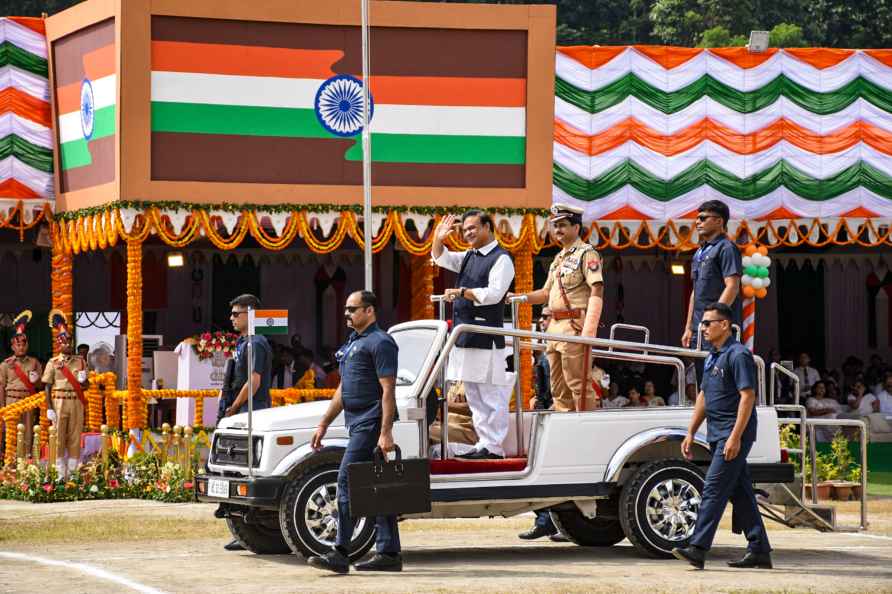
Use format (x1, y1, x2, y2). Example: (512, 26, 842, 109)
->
(554, 140, 892, 181)
(258, 317, 288, 327)
(0, 18, 48, 58)
(557, 48, 892, 94)
(0, 113, 52, 148)
(551, 184, 892, 221)
(555, 96, 892, 136)
(0, 156, 54, 197)
(151, 71, 526, 136)
(57, 74, 117, 144)
(0, 551, 168, 594)
(0, 65, 50, 102)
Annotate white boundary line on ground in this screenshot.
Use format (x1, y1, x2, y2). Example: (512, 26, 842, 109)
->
(0, 551, 169, 594)
(840, 532, 892, 541)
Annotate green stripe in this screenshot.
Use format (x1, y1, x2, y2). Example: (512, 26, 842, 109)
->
(254, 326, 288, 336)
(0, 42, 47, 77)
(59, 105, 116, 171)
(151, 102, 525, 165)
(556, 74, 892, 115)
(0, 134, 53, 173)
(553, 159, 892, 201)
(343, 134, 525, 165)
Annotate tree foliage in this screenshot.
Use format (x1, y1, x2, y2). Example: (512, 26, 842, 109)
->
(5, 0, 892, 48)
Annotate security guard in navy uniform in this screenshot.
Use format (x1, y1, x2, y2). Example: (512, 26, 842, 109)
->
(673, 302, 772, 570)
(308, 290, 402, 574)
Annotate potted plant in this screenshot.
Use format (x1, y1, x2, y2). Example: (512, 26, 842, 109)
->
(804, 451, 835, 500)
(828, 431, 861, 501)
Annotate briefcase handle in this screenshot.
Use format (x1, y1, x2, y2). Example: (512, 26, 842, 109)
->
(373, 444, 403, 476)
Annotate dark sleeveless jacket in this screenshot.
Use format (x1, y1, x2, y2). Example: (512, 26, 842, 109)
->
(454, 245, 510, 349)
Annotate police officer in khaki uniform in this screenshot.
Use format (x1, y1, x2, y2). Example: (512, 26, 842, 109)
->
(511, 204, 604, 412)
(42, 310, 87, 477)
(0, 310, 42, 456)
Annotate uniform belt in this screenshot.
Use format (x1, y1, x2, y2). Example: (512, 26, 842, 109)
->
(5, 388, 31, 395)
(551, 308, 585, 320)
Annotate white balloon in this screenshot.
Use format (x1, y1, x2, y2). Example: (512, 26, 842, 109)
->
(742, 256, 752, 267)
(750, 277, 764, 289)
(763, 277, 771, 288)
(762, 256, 772, 268)
(741, 274, 753, 286)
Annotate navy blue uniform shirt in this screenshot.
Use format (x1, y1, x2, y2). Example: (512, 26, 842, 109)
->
(702, 337, 757, 443)
(337, 322, 398, 428)
(234, 335, 272, 412)
(691, 234, 743, 332)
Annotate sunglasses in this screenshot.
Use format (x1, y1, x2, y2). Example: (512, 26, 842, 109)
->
(344, 305, 366, 313)
(700, 319, 727, 327)
(230, 311, 247, 318)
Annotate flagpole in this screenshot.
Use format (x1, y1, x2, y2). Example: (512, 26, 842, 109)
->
(361, 0, 373, 291)
(247, 307, 254, 478)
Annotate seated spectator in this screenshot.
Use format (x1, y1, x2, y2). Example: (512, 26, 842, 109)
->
(602, 381, 629, 408)
(825, 379, 843, 405)
(642, 380, 666, 407)
(806, 380, 842, 441)
(846, 379, 876, 416)
(865, 354, 887, 393)
(669, 383, 697, 407)
(794, 352, 821, 397)
(430, 381, 477, 457)
(625, 386, 647, 408)
(842, 356, 864, 390)
(876, 373, 892, 413)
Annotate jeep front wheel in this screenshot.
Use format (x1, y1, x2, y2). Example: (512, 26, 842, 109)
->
(278, 453, 376, 561)
(550, 501, 625, 547)
(225, 513, 291, 554)
(619, 459, 704, 558)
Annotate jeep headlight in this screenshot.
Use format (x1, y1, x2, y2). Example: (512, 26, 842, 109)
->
(252, 436, 263, 466)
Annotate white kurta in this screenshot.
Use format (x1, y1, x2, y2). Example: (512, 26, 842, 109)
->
(433, 240, 515, 386)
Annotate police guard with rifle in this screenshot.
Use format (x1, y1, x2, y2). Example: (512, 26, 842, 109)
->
(0, 310, 42, 457)
(42, 310, 88, 478)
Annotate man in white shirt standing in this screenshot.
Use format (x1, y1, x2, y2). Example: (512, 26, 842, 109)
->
(794, 352, 821, 397)
(432, 211, 515, 460)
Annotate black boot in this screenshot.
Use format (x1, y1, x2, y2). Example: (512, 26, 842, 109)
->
(518, 525, 554, 540)
(354, 553, 403, 572)
(672, 546, 706, 570)
(308, 548, 349, 574)
(727, 551, 773, 569)
(223, 539, 245, 551)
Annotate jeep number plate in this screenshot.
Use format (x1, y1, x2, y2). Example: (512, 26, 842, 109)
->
(208, 478, 229, 498)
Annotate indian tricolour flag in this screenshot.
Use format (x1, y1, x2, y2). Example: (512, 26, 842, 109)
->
(149, 16, 526, 187)
(249, 309, 288, 336)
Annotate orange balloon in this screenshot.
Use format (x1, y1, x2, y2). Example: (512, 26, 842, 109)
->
(744, 244, 758, 257)
(742, 285, 756, 298)
(755, 288, 768, 299)
(756, 246, 768, 256)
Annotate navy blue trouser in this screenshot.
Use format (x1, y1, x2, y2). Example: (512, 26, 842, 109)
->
(534, 510, 557, 534)
(690, 438, 771, 553)
(335, 420, 401, 554)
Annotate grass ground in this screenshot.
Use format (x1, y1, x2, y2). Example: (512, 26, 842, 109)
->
(868, 471, 892, 497)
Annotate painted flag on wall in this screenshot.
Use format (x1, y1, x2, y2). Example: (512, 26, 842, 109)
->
(249, 309, 288, 336)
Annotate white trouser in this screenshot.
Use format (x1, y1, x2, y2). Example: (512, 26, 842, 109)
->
(463, 381, 510, 456)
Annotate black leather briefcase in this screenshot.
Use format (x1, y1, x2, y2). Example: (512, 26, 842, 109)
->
(347, 445, 431, 518)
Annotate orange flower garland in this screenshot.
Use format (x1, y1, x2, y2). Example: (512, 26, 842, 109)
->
(410, 255, 435, 320)
(50, 225, 73, 356)
(1, 392, 43, 465)
(86, 372, 105, 431)
(298, 211, 350, 253)
(514, 235, 535, 408)
(0, 199, 51, 240)
(126, 240, 146, 430)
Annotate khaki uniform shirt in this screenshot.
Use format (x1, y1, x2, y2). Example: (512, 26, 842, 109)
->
(0, 355, 42, 399)
(544, 238, 604, 335)
(41, 354, 86, 395)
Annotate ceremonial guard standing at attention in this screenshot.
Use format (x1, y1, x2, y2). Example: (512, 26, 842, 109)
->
(0, 311, 43, 456)
(510, 203, 605, 541)
(42, 310, 88, 477)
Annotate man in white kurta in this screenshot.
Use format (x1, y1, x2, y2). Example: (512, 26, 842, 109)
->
(432, 211, 515, 459)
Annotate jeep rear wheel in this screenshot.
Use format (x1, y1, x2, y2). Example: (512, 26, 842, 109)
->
(278, 453, 376, 561)
(550, 500, 625, 547)
(619, 459, 704, 558)
(225, 513, 291, 555)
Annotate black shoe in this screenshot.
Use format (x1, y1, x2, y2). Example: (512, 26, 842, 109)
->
(672, 546, 706, 570)
(223, 539, 245, 551)
(549, 533, 570, 543)
(727, 552, 773, 569)
(354, 553, 403, 572)
(456, 448, 503, 460)
(308, 549, 349, 574)
(518, 525, 555, 540)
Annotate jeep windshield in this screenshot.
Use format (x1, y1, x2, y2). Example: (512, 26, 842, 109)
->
(391, 326, 438, 386)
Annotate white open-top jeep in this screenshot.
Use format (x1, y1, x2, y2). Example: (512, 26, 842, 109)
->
(196, 319, 797, 560)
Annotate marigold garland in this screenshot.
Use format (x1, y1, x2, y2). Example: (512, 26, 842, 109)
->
(1, 392, 43, 466)
(50, 227, 73, 357)
(0, 200, 51, 241)
(410, 255, 435, 321)
(126, 240, 146, 430)
(298, 211, 351, 254)
(86, 372, 104, 431)
(514, 234, 535, 409)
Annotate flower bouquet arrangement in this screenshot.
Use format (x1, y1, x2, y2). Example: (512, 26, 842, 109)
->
(188, 331, 239, 361)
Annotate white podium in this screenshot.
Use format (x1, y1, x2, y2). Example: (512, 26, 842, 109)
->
(174, 341, 225, 427)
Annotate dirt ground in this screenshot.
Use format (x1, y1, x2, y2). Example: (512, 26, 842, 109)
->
(0, 498, 891, 594)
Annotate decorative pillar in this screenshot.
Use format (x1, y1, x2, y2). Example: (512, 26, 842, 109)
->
(126, 240, 144, 429)
(410, 255, 435, 320)
(515, 236, 534, 408)
(50, 224, 73, 356)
